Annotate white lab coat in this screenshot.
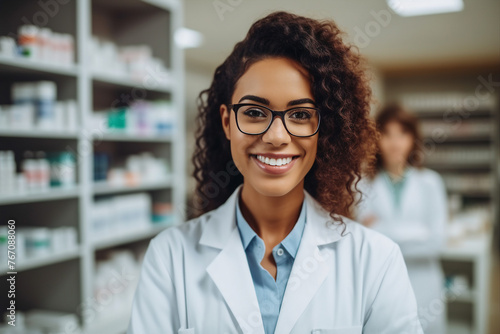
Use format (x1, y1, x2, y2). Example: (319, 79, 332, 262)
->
(355, 167, 448, 334)
(127, 183, 423, 334)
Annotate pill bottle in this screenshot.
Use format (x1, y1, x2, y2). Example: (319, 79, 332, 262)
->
(18, 25, 39, 60)
(22, 151, 37, 191)
(38, 28, 52, 62)
(35, 151, 50, 190)
(35, 81, 57, 130)
(24, 227, 51, 258)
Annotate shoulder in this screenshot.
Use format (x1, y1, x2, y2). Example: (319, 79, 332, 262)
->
(328, 215, 401, 263)
(343, 217, 399, 253)
(411, 167, 445, 188)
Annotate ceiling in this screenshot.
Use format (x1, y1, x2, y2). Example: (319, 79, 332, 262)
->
(183, 0, 500, 72)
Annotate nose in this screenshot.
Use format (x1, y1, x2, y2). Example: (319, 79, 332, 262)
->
(261, 116, 291, 146)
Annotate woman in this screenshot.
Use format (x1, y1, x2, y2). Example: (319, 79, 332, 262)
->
(355, 104, 448, 334)
(127, 11, 423, 334)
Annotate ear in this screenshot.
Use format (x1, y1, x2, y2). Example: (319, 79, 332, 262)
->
(220, 104, 231, 141)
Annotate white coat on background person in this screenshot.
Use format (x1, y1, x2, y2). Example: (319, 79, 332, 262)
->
(126, 183, 424, 334)
(355, 166, 449, 334)
(355, 104, 449, 334)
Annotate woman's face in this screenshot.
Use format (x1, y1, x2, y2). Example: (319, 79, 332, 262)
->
(379, 121, 414, 167)
(220, 57, 318, 197)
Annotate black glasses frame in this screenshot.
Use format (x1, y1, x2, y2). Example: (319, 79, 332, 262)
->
(227, 103, 321, 137)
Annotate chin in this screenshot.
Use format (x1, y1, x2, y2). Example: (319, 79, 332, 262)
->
(247, 177, 301, 198)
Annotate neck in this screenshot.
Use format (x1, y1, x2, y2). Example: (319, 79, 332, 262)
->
(239, 181, 305, 247)
(383, 161, 407, 180)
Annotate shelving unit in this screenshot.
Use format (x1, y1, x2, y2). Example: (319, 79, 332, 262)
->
(92, 72, 172, 93)
(384, 67, 500, 334)
(0, 54, 80, 76)
(0, 1, 185, 333)
(96, 132, 174, 142)
(0, 247, 81, 273)
(92, 178, 173, 195)
(0, 186, 80, 205)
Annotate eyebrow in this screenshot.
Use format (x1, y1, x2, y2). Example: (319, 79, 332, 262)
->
(238, 95, 316, 107)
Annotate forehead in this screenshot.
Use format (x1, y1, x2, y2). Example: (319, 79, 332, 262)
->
(383, 120, 407, 133)
(232, 57, 314, 106)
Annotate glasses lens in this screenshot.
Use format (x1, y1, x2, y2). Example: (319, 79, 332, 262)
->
(236, 105, 319, 136)
(285, 108, 319, 136)
(236, 105, 272, 134)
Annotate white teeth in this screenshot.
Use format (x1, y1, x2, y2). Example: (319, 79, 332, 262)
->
(255, 155, 294, 166)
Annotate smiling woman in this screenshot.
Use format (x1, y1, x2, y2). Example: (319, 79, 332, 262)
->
(127, 10, 424, 334)
(192, 13, 378, 221)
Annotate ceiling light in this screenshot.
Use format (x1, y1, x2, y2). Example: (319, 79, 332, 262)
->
(174, 27, 203, 49)
(387, 0, 464, 17)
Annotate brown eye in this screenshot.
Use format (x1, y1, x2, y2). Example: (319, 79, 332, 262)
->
(289, 110, 312, 120)
(244, 108, 267, 118)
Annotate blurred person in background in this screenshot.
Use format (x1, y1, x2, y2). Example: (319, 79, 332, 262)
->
(355, 104, 449, 334)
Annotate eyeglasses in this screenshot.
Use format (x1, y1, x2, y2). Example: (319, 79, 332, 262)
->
(227, 103, 321, 137)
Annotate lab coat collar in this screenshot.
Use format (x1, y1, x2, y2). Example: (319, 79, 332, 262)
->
(199, 183, 346, 249)
(201, 183, 348, 334)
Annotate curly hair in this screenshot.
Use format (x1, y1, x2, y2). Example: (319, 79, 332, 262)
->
(191, 10, 378, 226)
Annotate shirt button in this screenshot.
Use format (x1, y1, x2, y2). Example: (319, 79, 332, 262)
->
(277, 248, 284, 256)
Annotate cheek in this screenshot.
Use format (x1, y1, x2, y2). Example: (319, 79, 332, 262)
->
(303, 138, 318, 167)
(402, 135, 414, 153)
(229, 129, 254, 172)
(379, 137, 390, 153)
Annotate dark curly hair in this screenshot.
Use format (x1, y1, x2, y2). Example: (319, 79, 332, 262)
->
(191, 11, 378, 226)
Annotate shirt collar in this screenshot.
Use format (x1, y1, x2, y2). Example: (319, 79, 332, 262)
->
(235, 187, 307, 259)
(383, 165, 413, 184)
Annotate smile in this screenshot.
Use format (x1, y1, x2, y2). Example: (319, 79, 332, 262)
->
(255, 155, 294, 166)
(249, 154, 300, 175)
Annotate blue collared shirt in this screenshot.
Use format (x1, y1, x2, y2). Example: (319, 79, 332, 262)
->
(235, 192, 307, 334)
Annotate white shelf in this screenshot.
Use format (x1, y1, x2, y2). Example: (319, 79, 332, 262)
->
(142, 0, 179, 11)
(451, 289, 476, 303)
(93, 178, 173, 195)
(423, 135, 492, 143)
(93, 223, 174, 250)
(95, 132, 173, 142)
(92, 72, 172, 93)
(0, 187, 80, 205)
(0, 247, 81, 275)
(426, 162, 491, 170)
(0, 55, 79, 77)
(441, 233, 491, 260)
(0, 129, 79, 139)
(447, 189, 491, 197)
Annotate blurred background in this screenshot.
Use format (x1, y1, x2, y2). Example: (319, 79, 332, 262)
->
(0, 0, 498, 333)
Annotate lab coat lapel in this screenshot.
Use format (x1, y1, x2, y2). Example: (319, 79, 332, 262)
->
(273, 190, 345, 334)
(399, 166, 415, 216)
(377, 173, 396, 217)
(201, 184, 265, 334)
